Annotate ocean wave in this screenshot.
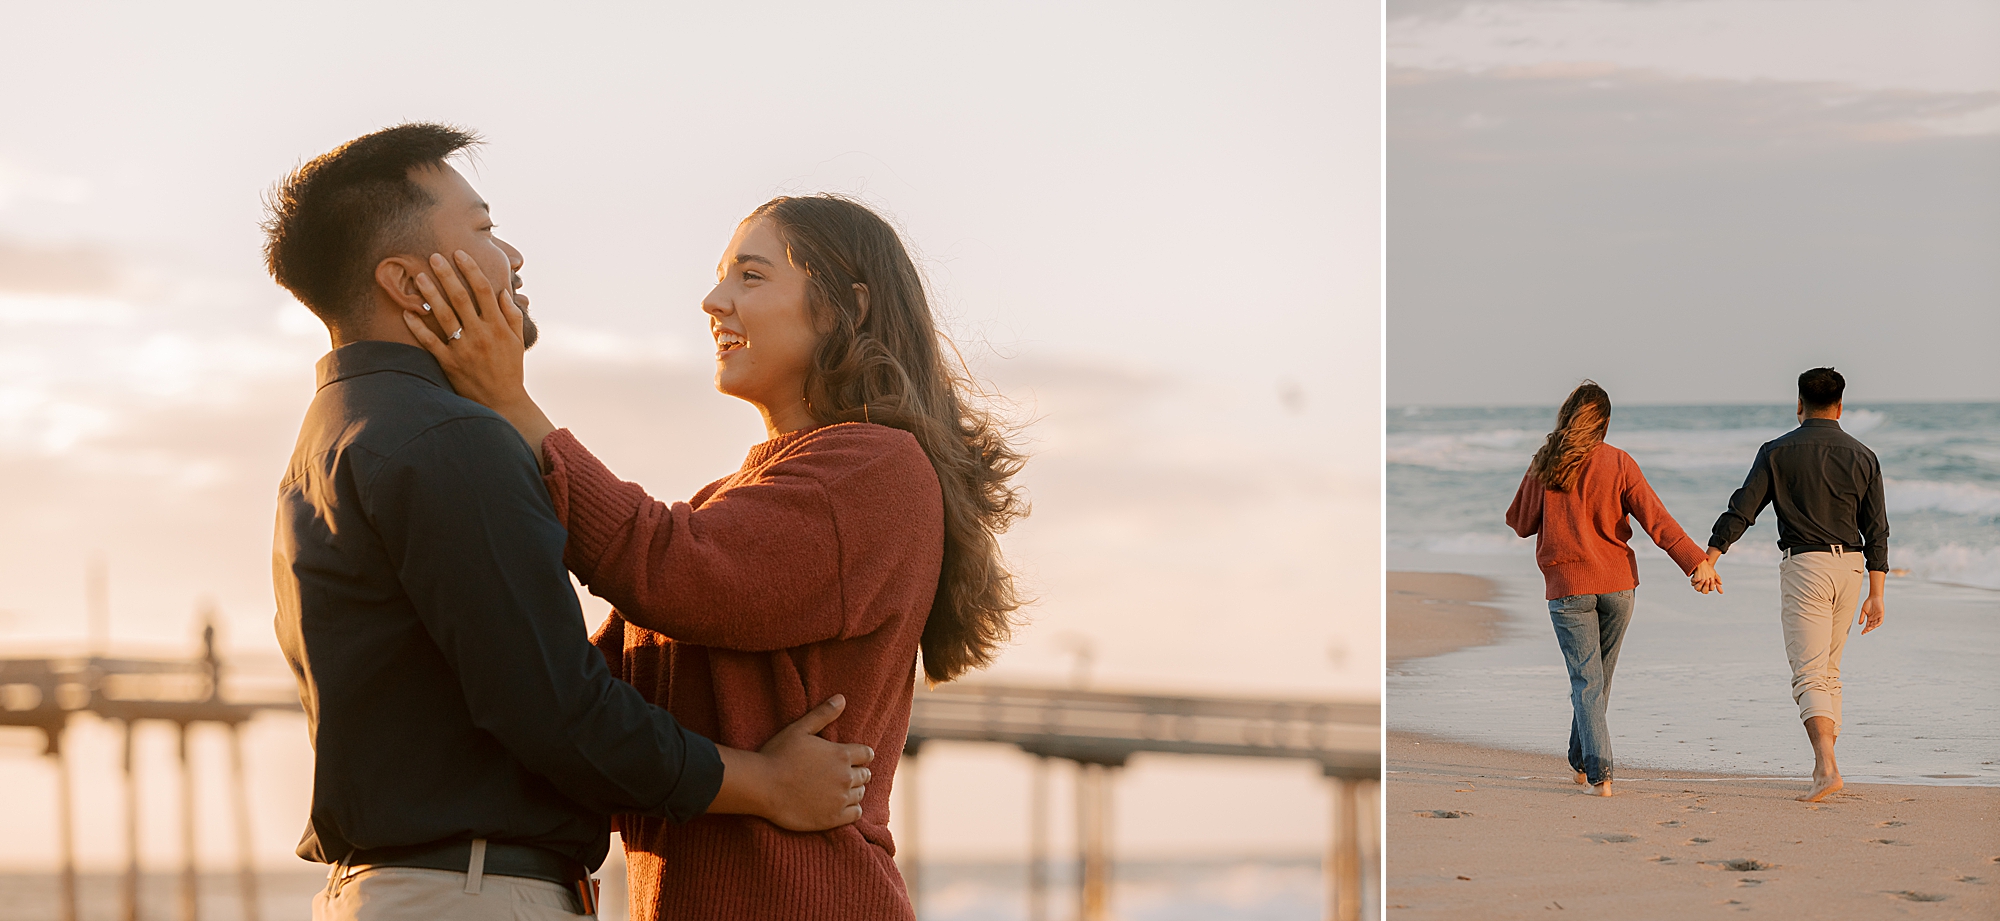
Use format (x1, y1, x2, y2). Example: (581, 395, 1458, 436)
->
(1896, 543, 2000, 591)
(1388, 426, 1787, 472)
(1886, 479, 2000, 518)
(1384, 428, 1538, 470)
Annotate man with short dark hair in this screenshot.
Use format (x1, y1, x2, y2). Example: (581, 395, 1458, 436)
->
(266, 124, 873, 919)
(1704, 367, 1888, 803)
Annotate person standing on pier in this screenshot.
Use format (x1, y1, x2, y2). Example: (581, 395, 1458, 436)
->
(264, 124, 873, 920)
(1704, 367, 1889, 803)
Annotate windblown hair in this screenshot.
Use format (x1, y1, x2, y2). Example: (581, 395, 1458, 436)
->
(262, 123, 481, 329)
(1799, 367, 1844, 412)
(1529, 381, 1612, 492)
(748, 195, 1028, 684)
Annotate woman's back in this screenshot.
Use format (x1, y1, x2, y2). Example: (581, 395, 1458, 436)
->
(1507, 443, 1706, 600)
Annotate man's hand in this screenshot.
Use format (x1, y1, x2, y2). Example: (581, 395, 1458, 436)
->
(1858, 595, 1885, 633)
(709, 695, 874, 831)
(1690, 559, 1723, 594)
(1858, 570, 1887, 634)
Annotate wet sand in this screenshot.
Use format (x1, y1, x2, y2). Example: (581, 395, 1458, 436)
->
(1386, 572, 2000, 920)
(1387, 571, 1503, 666)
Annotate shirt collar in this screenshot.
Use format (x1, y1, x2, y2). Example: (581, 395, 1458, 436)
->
(315, 340, 451, 392)
(1801, 417, 1842, 429)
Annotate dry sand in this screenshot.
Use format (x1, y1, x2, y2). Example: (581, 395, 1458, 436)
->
(1387, 571, 1504, 666)
(1387, 573, 2000, 920)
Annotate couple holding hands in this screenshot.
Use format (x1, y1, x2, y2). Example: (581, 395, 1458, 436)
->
(1507, 371, 1889, 803)
(268, 124, 1024, 919)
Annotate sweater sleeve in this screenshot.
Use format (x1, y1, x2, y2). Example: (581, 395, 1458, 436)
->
(542, 426, 937, 652)
(1505, 470, 1543, 538)
(1619, 455, 1706, 575)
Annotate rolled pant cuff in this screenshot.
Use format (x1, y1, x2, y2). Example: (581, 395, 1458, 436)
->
(1797, 706, 1839, 726)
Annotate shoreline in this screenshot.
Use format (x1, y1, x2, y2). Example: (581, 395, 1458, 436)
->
(1386, 571, 1504, 666)
(1387, 563, 1998, 787)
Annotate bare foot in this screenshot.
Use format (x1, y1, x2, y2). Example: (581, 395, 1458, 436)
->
(1797, 774, 1843, 803)
(1592, 781, 1614, 797)
(1574, 771, 1589, 785)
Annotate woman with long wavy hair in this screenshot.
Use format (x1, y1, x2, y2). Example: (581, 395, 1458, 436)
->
(1506, 381, 1718, 796)
(406, 194, 1025, 918)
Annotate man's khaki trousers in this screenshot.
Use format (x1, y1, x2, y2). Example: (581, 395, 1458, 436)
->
(1779, 548, 1865, 728)
(312, 842, 587, 920)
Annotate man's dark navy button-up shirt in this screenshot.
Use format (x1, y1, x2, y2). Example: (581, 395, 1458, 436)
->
(273, 341, 722, 869)
(1708, 417, 1891, 573)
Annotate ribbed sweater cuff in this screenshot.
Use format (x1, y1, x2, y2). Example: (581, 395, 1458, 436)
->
(1663, 536, 1707, 575)
(542, 428, 648, 580)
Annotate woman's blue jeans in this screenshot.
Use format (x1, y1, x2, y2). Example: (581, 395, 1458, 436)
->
(1548, 589, 1634, 785)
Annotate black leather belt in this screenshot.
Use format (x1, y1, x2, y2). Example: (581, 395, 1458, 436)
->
(344, 840, 588, 890)
(1785, 544, 1858, 556)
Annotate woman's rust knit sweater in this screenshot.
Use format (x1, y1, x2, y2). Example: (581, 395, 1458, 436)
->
(1505, 443, 1707, 600)
(541, 422, 941, 921)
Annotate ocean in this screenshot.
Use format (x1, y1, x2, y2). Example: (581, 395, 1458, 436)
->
(1388, 402, 2000, 785)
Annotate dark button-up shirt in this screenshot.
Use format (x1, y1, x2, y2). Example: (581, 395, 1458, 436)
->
(273, 341, 722, 869)
(1707, 417, 1890, 572)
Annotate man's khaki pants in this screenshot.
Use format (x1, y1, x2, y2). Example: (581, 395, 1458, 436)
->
(312, 842, 587, 920)
(1779, 548, 1865, 728)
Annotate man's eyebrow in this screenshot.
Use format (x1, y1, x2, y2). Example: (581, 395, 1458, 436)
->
(733, 253, 776, 267)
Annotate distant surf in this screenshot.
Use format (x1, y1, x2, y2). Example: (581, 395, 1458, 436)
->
(1390, 403, 2000, 591)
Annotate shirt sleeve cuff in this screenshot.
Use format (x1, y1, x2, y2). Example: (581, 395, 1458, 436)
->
(645, 729, 724, 824)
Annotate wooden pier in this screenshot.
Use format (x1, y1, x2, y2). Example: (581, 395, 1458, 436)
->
(898, 682, 1380, 921)
(0, 621, 300, 921)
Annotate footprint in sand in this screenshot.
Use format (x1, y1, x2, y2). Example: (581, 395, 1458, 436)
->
(1650, 856, 1677, 864)
(1872, 839, 1911, 847)
(1419, 809, 1470, 819)
(1737, 878, 1763, 887)
(1585, 833, 1639, 843)
(1686, 838, 1714, 845)
(1658, 820, 1686, 828)
(1889, 891, 1947, 902)
(1713, 859, 1772, 872)
(1876, 820, 1906, 828)
(1956, 876, 1981, 884)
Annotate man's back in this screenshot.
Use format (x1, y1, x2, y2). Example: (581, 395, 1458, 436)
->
(274, 341, 720, 867)
(1708, 417, 1889, 572)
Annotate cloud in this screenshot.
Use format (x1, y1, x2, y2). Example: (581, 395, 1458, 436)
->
(1387, 69, 2000, 405)
(1391, 66, 2000, 165)
(0, 236, 120, 295)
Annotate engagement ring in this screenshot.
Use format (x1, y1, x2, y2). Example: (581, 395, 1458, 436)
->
(450, 328, 463, 341)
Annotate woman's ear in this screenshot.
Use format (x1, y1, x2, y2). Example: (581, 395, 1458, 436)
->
(852, 283, 869, 327)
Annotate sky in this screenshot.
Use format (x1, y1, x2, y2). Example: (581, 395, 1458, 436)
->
(0, 2, 1378, 872)
(1387, 0, 2000, 406)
